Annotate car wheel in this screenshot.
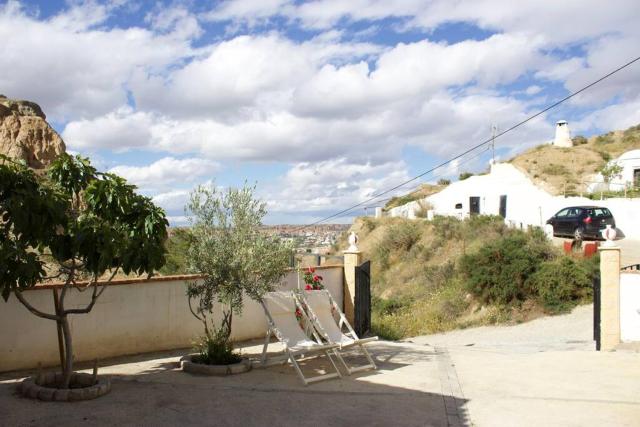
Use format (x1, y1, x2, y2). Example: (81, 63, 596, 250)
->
(574, 227, 584, 241)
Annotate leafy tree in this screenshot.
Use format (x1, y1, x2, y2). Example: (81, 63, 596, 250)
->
(599, 162, 623, 184)
(185, 184, 291, 364)
(437, 178, 451, 185)
(0, 154, 168, 388)
(458, 172, 474, 181)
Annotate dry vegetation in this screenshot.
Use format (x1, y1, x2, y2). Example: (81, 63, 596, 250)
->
(342, 216, 598, 340)
(384, 183, 447, 210)
(510, 123, 640, 196)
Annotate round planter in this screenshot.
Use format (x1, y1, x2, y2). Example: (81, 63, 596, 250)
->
(19, 372, 111, 401)
(180, 355, 252, 376)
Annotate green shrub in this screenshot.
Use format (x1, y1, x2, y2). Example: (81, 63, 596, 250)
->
(380, 221, 421, 252)
(459, 172, 474, 181)
(598, 151, 611, 162)
(528, 257, 592, 314)
(542, 164, 569, 176)
(361, 217, 377, 232)
(459, 230, 555, 305)
(372, 295, 412, 316)
(437, 178, 451, 185)
(159, 228, 193, 275)
(193, 330, 242, 365)
(572, 136, 588, 146)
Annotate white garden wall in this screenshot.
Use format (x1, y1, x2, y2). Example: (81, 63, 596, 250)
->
(0, 266, 344, 372)
(620, 272, 640, 342)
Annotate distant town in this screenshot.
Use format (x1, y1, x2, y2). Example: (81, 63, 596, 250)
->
(260, 224, 350, 254)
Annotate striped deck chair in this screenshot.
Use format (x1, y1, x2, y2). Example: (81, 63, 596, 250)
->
(258, 291, 342, 385)
(297, 289, 378, 375)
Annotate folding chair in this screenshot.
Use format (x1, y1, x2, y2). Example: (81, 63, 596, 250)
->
(258, 291, 342, 385)
(297, 289, 378, 375)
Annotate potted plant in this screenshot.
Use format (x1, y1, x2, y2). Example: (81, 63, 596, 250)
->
(0, 154, 168, 400)
(182, 184, 291, 375)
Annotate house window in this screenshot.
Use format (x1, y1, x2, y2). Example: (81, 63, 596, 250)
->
(634, 169, 640, 187)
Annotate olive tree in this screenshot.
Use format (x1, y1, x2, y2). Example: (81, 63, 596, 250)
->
(185, 184, 291, 363)
(0, 154, 168, 388)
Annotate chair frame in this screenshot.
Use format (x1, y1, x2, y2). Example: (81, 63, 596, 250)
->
(256, 293, 342, 386)
(296, 289, 378, 375)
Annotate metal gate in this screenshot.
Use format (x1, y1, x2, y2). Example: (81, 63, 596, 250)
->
(593, 272, 601, 351)
(354, 260, 371, 337)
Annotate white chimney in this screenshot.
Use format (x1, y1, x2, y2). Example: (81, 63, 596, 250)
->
(553, 120, 572, 148)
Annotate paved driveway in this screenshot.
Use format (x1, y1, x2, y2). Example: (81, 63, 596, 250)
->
(410, 305, 640, 427)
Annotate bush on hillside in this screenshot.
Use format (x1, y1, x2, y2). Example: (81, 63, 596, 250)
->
(528, 257, 593, 314)
(459, 229, 555, 305)
(572, 136, 588, 146)
(459, 172, 474, 181)
(378, 220, 421, 253)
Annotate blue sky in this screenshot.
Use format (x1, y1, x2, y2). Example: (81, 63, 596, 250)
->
(2, 0, 639, 224)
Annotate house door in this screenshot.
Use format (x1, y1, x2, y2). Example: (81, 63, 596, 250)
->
(499, 195, 507, 218)
(469, 197, 480, 215)
(634, 169, 640, 188)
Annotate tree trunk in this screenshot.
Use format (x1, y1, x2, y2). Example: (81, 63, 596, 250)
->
(52, 289, 66, 373)
(60, 316, 74, 389)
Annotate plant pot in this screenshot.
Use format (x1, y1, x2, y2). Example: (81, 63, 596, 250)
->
(19, 372, 111, 401)
(180, 354, 252, 376)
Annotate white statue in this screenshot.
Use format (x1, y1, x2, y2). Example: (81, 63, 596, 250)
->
(347, 232, 359, 252)
(601, 224, 617, 247)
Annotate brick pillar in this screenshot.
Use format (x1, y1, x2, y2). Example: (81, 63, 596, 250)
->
(599, 245, 621, 351)
(343, 250, 362, 325)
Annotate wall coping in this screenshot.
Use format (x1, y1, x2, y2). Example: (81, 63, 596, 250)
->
(28, 264, 345, 291)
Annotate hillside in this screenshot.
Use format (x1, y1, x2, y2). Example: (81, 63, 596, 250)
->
(384, 183, 446, 210)
(339, 216, 597, 339)
(510, 124, 640, 195)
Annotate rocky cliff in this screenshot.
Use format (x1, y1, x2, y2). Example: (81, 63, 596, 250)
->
(0, 95, 65, 168)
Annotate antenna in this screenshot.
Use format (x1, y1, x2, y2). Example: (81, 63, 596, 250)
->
(490, 124, 498, 164)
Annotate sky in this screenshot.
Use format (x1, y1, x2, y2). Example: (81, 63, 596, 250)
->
(2, 0, 640, 225)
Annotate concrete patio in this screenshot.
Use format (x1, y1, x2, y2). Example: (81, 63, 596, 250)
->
(1, 306, 639, 427)
(0, 340, 466, 427)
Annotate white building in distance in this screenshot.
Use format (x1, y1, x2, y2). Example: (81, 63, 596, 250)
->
(589, 149, 640, 192)
(553, 120, 572, 147)
(388, 162, 640, 239)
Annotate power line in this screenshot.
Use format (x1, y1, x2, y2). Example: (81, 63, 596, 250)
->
(361, 145, 491, 209)
(291, 54, 640, 230)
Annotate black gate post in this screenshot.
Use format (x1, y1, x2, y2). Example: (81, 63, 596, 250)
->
(354, 260, 371, 337)
(593, 272, 601, 351)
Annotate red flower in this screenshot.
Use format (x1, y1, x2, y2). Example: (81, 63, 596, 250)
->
(307, 267, 315, 273)
(313, 275, 320, 282)
(305, 284, 312, 290)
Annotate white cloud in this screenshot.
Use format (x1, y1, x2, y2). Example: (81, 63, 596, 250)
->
(0, 1, 197, 120)
(573, 99, 640, 134)
(264, 159, 411, 215)
(62, 106, 154, 151)
(109, 157, 219, 191)
(152, 189, 191, 212)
